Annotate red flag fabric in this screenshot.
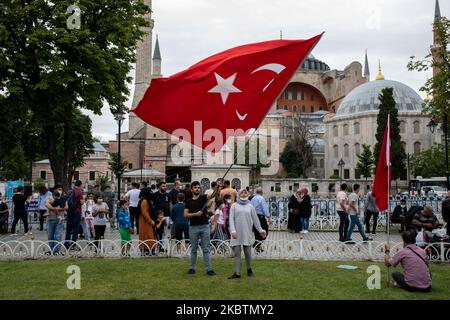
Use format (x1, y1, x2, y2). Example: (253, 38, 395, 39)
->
(372, 116, 392, 212)
(132, 34, 323, 152)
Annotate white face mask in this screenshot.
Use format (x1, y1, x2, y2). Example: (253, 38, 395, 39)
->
(240, 196, 249, 201)
(98, 199, 103, 204)
(226, 199, 232, 204)
(401, 205, 405, 208)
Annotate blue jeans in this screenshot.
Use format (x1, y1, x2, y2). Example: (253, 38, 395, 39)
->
(347, 215, 368, 241)
(300, 217, 310, 231)
(47, 220, 65, 252)
(337, 211, 349, 241)
(189, 224, 213, 272)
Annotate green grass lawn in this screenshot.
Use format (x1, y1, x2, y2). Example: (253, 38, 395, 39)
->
(1, 258, 449, 300)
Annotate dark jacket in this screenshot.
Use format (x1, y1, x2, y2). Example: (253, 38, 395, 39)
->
(298, 195, 312, 218)
(392, 205, 407, 220)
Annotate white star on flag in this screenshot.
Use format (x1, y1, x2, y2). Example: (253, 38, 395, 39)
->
(208, 72, 242, 105)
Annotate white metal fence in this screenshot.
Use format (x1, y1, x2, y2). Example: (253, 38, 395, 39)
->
(0, 239, 449, 262)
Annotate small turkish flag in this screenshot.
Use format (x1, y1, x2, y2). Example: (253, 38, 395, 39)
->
(372, 115, 392, 212)
(132, 34, 323, 152)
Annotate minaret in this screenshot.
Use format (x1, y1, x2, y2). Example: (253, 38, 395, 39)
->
(129, 0, 154, 138)
(152, 34, 162, 78)
(364, 49, 370, 81)
(375, 60, 385, 81)
(432, 0, 442, 78)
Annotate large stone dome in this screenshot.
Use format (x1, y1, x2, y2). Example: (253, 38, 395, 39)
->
(336, 79, 424, 117)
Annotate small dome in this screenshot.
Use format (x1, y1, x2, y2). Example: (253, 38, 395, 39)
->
(336, 80, 423, 117)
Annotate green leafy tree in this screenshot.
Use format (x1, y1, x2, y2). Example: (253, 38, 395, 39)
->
(0, 1, 150, 189)
(108, 152, 128, 183)
(33, 178, 46, 192)
(412, 145, 446, 178)
(96, 175, 110, 190)
(408, 17, 450, 119)
(1, 145, 28, 180)
(280, 123, 313, 178)
(356, 144, 374, 180)
(373, 87, 406, 180)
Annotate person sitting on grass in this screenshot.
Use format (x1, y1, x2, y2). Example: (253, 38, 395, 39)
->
(384, 229, 432, 292)
(116, 200, 133, 256)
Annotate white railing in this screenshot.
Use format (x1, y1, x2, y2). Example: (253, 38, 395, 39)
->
(0, 239, 449, 262)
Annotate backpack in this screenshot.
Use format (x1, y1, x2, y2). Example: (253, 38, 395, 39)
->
(67, 190, 77, 212)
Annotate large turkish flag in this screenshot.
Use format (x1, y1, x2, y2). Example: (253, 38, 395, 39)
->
(132, 34, 323, 152)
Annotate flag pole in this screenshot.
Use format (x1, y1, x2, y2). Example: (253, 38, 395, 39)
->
(209, 32, 325, 197)
(386, 114, 391, 288)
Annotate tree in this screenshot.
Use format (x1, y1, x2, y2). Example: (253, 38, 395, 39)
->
(356, 144, 374, 180)
(65, 111, 95, 186)
(412, 145, 446, 178)
(373, 87, 406, 180)
(0, 145, 28, 180)
(280, 122, 313, 178)
(408, 17, 450, 120)
(108, 152, 128, 183)
(0, 1, 150, 189)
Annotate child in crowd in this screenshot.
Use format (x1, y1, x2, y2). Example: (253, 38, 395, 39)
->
(116, 200, 133, 256)
(156, 210, 166, 252)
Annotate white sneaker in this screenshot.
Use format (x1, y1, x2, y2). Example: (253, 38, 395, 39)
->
(26, 232, 33, 236)
(10, 233, 18, 236)
(304, 230, 309, 234)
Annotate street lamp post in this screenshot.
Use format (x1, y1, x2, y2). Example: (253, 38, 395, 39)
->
(338, 158, 345, 186)
(427, 116, 450, 190)
(113, 110, 125, 201)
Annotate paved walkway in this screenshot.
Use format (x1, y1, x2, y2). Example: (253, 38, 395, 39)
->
(0, 224, 403, 243)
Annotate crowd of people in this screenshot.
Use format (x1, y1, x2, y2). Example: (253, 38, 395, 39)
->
(0, 179, 448, 288)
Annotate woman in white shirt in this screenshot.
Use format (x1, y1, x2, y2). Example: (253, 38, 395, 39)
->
(93, 196, 109, 250)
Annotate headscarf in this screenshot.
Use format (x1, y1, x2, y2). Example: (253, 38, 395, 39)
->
(295, 188, 309, 202)
(237, 189, 250, 205)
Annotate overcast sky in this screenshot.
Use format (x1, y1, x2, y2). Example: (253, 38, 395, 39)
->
(88, 0, 448, 142)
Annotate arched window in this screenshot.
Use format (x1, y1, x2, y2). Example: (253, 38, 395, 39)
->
(333, 125, 338, 136)
(302, 105, 306, 113)
(200, 178, 211, 193)
(319, 106, 323, 111)
(310, 106, 314, 113)
(292, 88, 298, 100)
(343, 124, 349, 136)
(402, 141, 407, 153)
(284, 90, 289, 100)
(320, 159, 324, 168)
(355, 143, 360, 155)
(333, 145, 339, 158)
(344, 144, 349, 157)
(293, 105, 298, 112)
(231, 178, 241, 191)
(284, 105, 288, 110)
(413, 121, 420, 134)
(354, 122, 360, 135)
(414, 142, 421, 154)
(400, 121, 406, 134)
(313, 159, 318, 168)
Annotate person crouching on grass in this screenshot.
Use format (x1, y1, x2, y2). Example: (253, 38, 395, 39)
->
(116, 200, 133, 256)
(228, 189, 266, 279)
(384, 229, 432, 292)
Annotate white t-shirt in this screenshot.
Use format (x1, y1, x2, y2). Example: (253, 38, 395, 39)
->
(347, 192, 359, 215)
(336, 191, 347, 212)
(214, 207, 224, 225)
(126, 189, 141, 207)
(93, 203, 109, 225)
